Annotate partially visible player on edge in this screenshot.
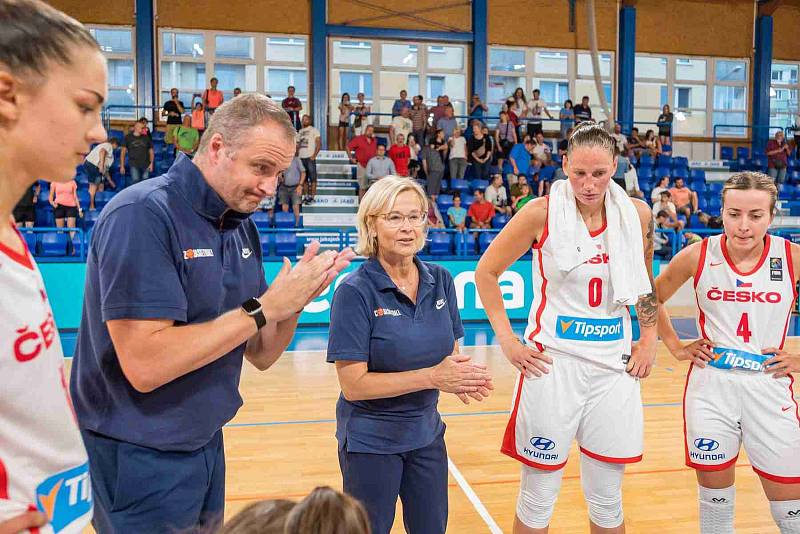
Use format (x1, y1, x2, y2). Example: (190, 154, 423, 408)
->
(476, 122, 659, 534)
(0, 1, 107, 532)
(655, 172, 800, 534)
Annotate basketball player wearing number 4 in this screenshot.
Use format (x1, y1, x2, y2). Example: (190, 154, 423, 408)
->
(656, 172, 800, 534)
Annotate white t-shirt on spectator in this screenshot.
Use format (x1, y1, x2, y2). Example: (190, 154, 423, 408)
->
(86, 143, 114, 171)
(652, 200, 677, 217)
(485, 184, 508, 208)
(296, 126, 320, 159)
(651, 186, 669, 203)
(612, 133, 628, 154)
(391, 116, 413, 143)
(528, 98, 547, 121)
(533, 143, 551, 161)
(449, 137, 467, 159)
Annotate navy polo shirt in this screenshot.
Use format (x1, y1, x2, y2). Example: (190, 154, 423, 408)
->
(326, 257, 464, 454)
(70, 153, 267, 452)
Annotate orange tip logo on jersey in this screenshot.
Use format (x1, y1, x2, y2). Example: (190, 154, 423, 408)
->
(559, 319, 574, 333)
(35, 462, 92, 532)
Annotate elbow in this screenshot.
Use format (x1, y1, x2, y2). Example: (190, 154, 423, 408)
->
(339, 383, 364, 402)
(118, 351, 162, 393)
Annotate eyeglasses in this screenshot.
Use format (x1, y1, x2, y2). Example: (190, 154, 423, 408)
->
(379, 212, 426, 228)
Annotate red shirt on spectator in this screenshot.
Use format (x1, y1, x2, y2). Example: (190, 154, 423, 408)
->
(347, 135, 378, 168)
(766, 139, 789, 168)
(468, 200, 495, 223)
(387, 144, 411, 176)
(507, 109, 520, 127)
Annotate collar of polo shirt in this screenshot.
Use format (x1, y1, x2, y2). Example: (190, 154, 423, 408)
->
(364, 256, 435, 292)
(170, 153, 251, 230)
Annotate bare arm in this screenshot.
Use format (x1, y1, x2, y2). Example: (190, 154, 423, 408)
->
(313, 136, 321, 159)
(633, 200, 658, 337)
(244, 313, 300, 371)
(655, 242, 703, 356)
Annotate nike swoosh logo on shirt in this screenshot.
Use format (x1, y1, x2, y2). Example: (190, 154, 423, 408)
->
(242, 249, 252, 259)
(436, 299, 446, 310)
(710, 261, 724, 267)
(783, 406, 793, 412)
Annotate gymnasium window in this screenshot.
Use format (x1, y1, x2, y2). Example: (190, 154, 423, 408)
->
(330, 40, 468, 126)
(158, 29, 309, 111)
(87, 26, 135, 119)
(487, 46, 615, 128)
(770, 62, 799, 131)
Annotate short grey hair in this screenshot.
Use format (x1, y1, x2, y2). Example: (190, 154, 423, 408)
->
(197, 94, 295, 154)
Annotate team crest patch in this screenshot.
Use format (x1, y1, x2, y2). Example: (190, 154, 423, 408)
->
(770, 257, 783, 281)
(770, 257, 782, 270)
(183, 248, 214, 260)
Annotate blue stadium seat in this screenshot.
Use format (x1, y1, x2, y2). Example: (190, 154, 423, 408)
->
(688, 214, 704, 229)
(638, 167, 653, 180)
(273, 211, 295, 228)
(673, 157, 689, 170)
(638, 153, 654, 168)
(376, 137, 388, 148)
(450, 179, 470, 196)
(35, 206, 54, 227)
(478, 232, 496, 253)
(736, 146, 750, 160)
(470, 179, 489, 193)
(661, 144, 672, 155)
(749, 157, 768, 172)
(437, 194, 454, 213)
(259, 233, 273, 256)
(689, 169, 706, 182)
(454, 232, 476, 255)
(706, 182, 724, 197)
(94, 191, 115, 210)
(461, 195, 474, 211)
(697, 197, 708, 212)
(107, 129, 124, 143)
(789, 159, 799, 172)
(656, 166, 671, 180)
(274, 232, 297, 256)
(21, 230, 37, 254)
(692, 182, 706, 194)
(492, 214, 510, 229)
(152, 130, 166, 142)
(707, 198, 722, 215)
(39, 232, 68, 257)
(779, 184, 796, 201)
(251, 210, 271, 230)
(789, 171, 800, 185)
(83, 210, 99, 230)
(77, 190, 90, 210)
(672, 167, 688, 179)
(720, 146, 734, 160)
(428, 231, 452, 255)
(657, 155, 673, 168)
(70, 234, 85, 256)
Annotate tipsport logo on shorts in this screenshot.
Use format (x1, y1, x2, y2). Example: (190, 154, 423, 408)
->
(555, 315, 624, 342)
(35, 462, 92, 532)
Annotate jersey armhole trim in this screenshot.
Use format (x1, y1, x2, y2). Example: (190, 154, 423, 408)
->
(785, 238, 797, 299)
(693, 238, 709, 289)
(532, 195, 549, 250)
(0, 223, 34, 271)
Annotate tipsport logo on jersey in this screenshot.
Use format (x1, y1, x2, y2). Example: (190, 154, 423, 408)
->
(555, 315, 624, 342)
(35, 462, 92, 532)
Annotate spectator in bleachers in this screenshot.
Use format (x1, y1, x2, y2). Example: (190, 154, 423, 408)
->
(481, 125, 495, 160)
(202, 77, 224, 118)
(120, 120, 154, 185)
(297, 114, 321, 205)
(652, 191, 684, 231)
(494, 110, 517, 173)
(278, 150, 305, 226)
(504, 97, 520, 129)
(669, 177, 698, 219)
(353, 92, 371, 136)
(553, 166, 568, 182)
(650, 175, 670, 203)
(391, 89, 411, 117)
(469, 123, 493, 181)
(191, 98, 205, 133)
(284, 487, 370, 534)
(512, 181, 534, 213)
(436, 106, 458, 141)
(447, 194, 467, 232)
(511, 87, 526, 117)
(767, 130, 791, 183)
(407, 133, 421, 178)
(366, 144, 396, 187)
(233, 87, 241, 97)
(430, 96, 447, 128)
(611, 122, 629, 156)
(13, 183, 38, 229)
(643, 129, 661, 157)
(449, 127, 468, 180)
(281, 85, 302, 132)
(697, 210, 723, 229)
(468, 189, 494, 235)
(430, 127, 448, 162)
(137, 116, 151, 138)
(558, 127, 572, 157)
(486, 174, 512, 216)
(469, 94, 488, 124)
(174, 115, 200, 157)
(657, 104, 673, 146)
(219, 499, 295, 534)
(337, 92, 353, 151)
(427, 196, 446, 229)
(49, 178, 82, 240)
(526, 89, 553, 137)
(388, 134, 411, 177)
(422, 133, 445, 199)
(653, 210, 672, 259)
(390, 106, 413, 147)
(532, 132, 552, 167)
(628, 126, 645, 156)
(84, 138, 118, 210)
(161, 88, 185, 148)
(559, 99, 575, 140)
(508, 138, 533, 179)
(348, 124, 378, 200)
(409, 94, 428, 145)
(572, 95, 592, 124)
(619, 157, 645, 200)
(510, 175, 528, 201)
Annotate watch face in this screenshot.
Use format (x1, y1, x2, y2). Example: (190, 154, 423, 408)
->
(242, 298, 261, 313)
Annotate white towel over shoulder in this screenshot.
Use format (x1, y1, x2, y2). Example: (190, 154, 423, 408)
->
(549, 179, 651, 305)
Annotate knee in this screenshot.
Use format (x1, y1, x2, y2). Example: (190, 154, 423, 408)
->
(581, 455, 625, 529)
(516, 467, 564, 529)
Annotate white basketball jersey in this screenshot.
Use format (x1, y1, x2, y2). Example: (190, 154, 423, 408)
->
(524, 205, 633, 369)
(0, 225, 92, 533)
(694, 234, 796, 356)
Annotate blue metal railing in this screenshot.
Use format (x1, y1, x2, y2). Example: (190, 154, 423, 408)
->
(102, 105, 164, 132)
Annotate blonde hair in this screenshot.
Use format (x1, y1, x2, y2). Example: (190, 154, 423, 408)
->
(721, 171, 778, 213)
(284, 487, 370, 534)
(217, 499, 295, 534)
(355, 176, 428, 257)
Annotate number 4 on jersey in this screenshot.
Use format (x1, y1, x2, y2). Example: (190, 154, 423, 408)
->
(736, 313, 752, 343)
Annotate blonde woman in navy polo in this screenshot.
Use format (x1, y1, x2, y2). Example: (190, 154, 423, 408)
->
(327, 176, 494, 534)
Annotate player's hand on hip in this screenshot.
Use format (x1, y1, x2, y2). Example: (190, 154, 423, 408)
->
(0, 511, 47, 534)
(431, 353, 492, 395)
(500, 339, 552, 378)
(762, 347, 800, 378)
(627, 337, 657, 378)
(674, 339, 715, 367)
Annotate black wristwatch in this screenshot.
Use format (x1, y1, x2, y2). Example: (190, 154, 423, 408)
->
(241, 298, 266, 330)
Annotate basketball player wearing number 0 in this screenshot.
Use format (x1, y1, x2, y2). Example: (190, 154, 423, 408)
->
(655, 172, 800, 534)
(476, 123, 659, 534)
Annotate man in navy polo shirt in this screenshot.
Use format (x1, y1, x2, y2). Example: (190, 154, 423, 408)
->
(70, 94, 354, 534)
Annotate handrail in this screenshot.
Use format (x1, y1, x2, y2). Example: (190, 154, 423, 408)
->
(21, 226, 87, 261)
(102, 105, 164, 133)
